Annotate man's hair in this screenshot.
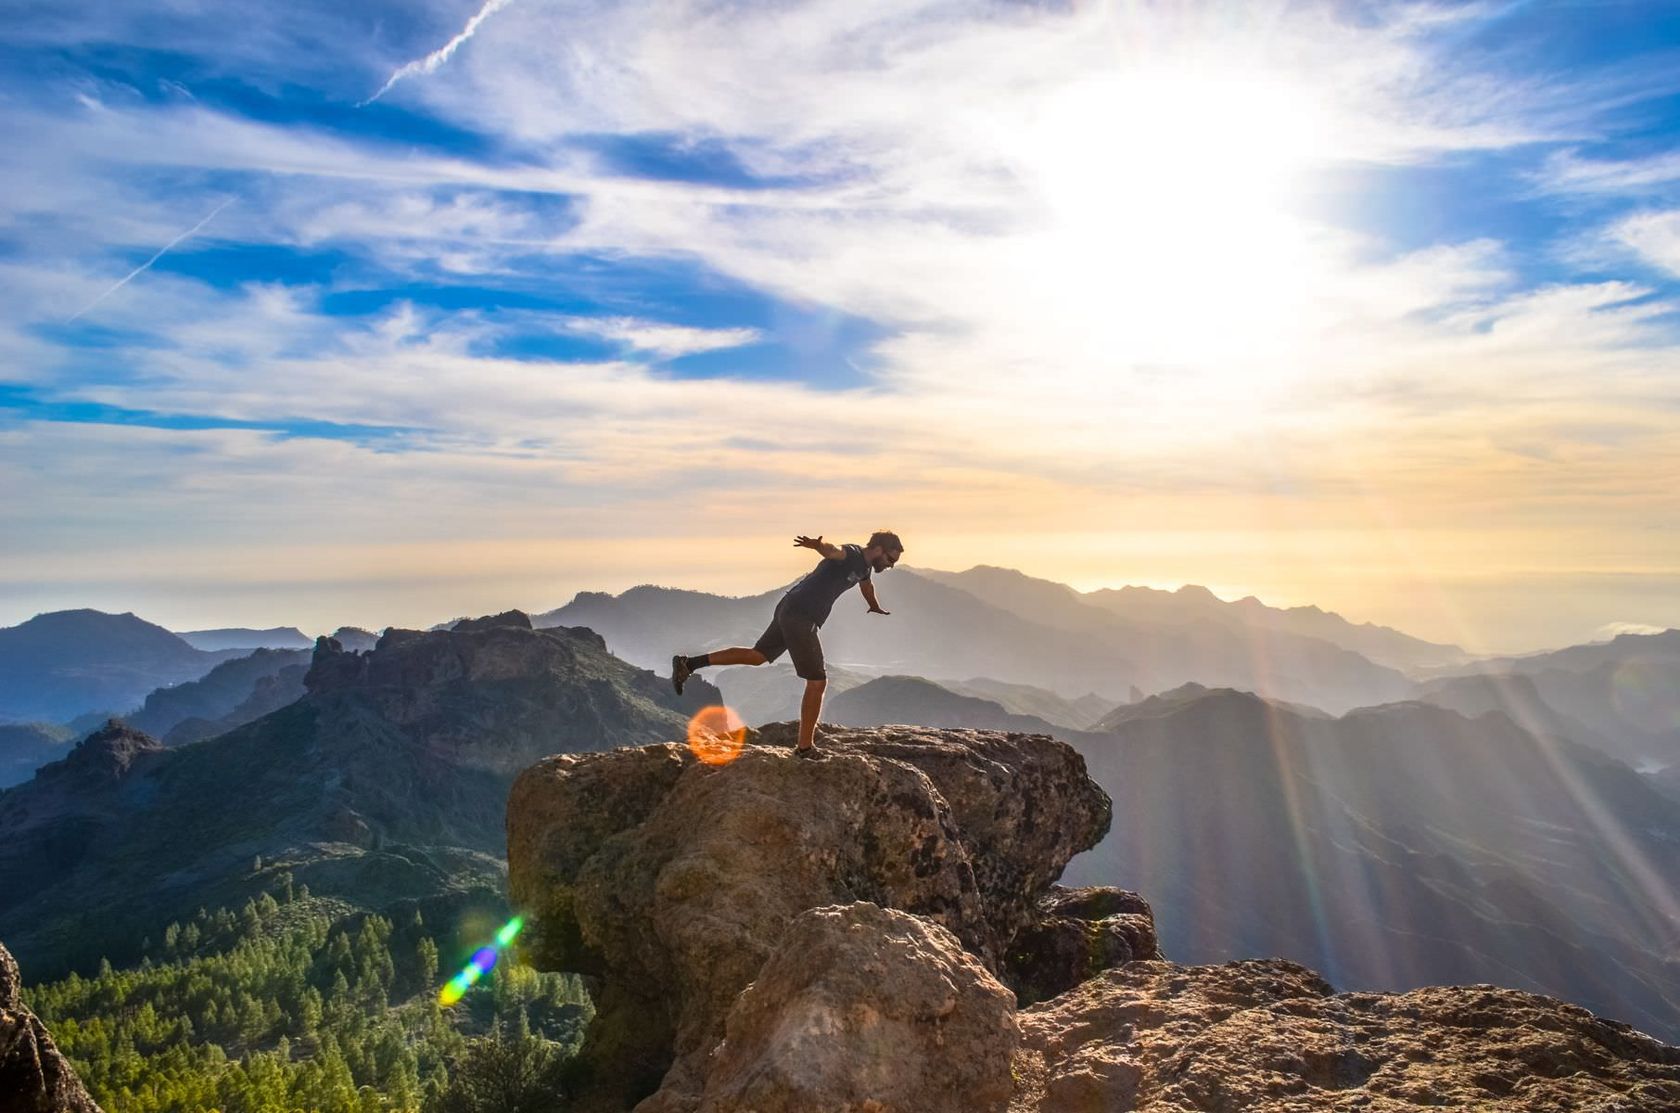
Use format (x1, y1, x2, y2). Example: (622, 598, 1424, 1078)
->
(867, 530, 903, 553)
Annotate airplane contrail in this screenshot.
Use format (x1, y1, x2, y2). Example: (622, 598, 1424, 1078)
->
(65, 198, 234, 325)
(362, 0, 516, 105)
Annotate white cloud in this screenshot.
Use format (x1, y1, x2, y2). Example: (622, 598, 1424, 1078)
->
(1610, 210, 1680, 278)
(1592, 622, 1671, 641)
(563, 317, 763, 358)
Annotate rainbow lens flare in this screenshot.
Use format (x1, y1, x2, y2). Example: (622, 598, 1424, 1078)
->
(438, 915, 524, 1006)
(687, 704, 746, 766)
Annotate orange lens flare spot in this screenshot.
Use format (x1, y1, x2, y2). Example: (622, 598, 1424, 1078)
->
(687, 704, 746, 766)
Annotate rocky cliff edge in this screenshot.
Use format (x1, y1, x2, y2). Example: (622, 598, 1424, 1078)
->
(0, 942, 101, 1113)
(507, 722, 1680, 1113)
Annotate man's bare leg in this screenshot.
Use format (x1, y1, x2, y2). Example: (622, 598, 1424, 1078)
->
(704, 648, 769, 667)
(798, 678, 826, 751)
(672, 647, 766, 694)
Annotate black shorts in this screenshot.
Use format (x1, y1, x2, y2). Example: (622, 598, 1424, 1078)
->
(752, 601, 826, 681)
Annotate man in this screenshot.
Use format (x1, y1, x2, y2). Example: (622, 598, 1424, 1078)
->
(672, 530, 904, 754)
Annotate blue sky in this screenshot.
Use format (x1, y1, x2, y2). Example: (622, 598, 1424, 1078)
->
(3, 0, 1679, 650)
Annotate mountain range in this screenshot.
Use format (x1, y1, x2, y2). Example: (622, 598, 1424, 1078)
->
(538, 569, 1422, 713)
(0, 612, 715, 980)
(1060, 686, 1680, 1042)
(174, 626, 313, 652)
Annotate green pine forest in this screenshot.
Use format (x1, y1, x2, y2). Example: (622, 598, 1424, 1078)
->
(22, 871, 587, 1112)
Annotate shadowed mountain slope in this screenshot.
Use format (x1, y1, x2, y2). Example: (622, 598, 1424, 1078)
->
(1062, 689, 1680, 1042)
(0, 612, 715, 980)
(123, 646, 311, 745)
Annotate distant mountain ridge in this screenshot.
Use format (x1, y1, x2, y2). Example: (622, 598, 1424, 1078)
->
(537, 568, 1418, 713)
(921, 565, 1470, 672)
(0, 610, 246, 724)
(176, 627, 313, 652)
(1418, 629, 1680, 768)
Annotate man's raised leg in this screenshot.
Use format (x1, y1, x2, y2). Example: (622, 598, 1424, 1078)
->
(797, 678, 826, 751)
(672, 647, 766, 694)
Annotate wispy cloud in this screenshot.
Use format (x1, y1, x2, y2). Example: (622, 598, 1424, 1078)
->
(63, 197, 233, 323)
(362, 0, 517, 105)
(566, 317, 763, 358)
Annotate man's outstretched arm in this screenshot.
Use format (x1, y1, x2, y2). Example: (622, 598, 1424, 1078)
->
(794, 534, 844, 560)
(860, 580, 889, 615)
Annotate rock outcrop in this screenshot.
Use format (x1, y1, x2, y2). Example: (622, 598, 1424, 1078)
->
(0, 941, 102, 1113)
(508, 723, 1680, 1113)
(1011, 959, 1680, 1111)
(507, 723, 1111, 1112)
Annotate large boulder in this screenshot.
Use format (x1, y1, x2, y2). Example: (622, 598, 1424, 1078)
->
(507, 724, 1112, 1112)
(0, 942, 102, 1113)
(1010, 959, 1680, 1111)
(698, 902, 1018, 1113)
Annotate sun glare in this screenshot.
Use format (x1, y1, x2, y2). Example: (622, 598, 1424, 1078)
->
(1018, 65, 1334, 377)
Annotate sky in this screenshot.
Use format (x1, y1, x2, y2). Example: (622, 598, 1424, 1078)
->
(2, 0, 1679, 653)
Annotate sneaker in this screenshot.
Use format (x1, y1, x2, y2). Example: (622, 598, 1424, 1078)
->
(672, 654, 691, 696)
(794, 745, 819, 759)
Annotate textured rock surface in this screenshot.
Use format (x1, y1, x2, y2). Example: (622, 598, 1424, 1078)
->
(1007, 886, 1163, 1007)
(507, 723, 1109, 1112)
(0, 942, 102, 1113)
(1010, 959, 1680, 1112)
(698, 902, 1018, 1113)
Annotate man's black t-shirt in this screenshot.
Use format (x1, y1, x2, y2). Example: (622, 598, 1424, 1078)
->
(781, 543, 872, 625)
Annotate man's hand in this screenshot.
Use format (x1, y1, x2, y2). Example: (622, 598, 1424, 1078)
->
(861, 581, 889, 615)
(794, 535, 843, 559)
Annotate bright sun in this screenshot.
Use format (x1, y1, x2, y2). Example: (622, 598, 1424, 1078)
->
(1018, 65, 1335, 377)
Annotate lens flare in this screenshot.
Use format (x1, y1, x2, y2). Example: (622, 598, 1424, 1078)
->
(438, 915, 524, 1007)
(687, 704, 746, 766)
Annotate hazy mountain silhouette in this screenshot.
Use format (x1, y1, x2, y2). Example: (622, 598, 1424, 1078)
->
(941, 676, 1114, 729)
(0, 613, 713, 980)
(712, 661, 872, 726)
(1090, 680, 1330, 731)
(1061, 688, 1680, 1041)
(922, 565, 1469, 672)
(824, 675, 1065, 734)
(176, 626, 313, 652)
(537, 568, 1416, 711)
(1423, 630, 1680, 768)
(0, 610, 246, 724)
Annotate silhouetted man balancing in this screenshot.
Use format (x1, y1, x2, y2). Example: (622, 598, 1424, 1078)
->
(672, 531, 904, 754)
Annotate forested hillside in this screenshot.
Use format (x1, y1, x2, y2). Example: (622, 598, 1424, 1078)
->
(22, 874, 585, 1112)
